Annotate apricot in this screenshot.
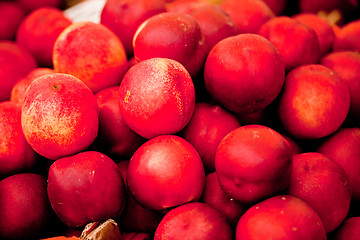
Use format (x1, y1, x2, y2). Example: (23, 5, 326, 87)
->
(333, 20, 360, 53)
(236, 195, 327, 240)
(334, 217, 360, 240)
(0, 2, 26, 40)
(126, 135, 205, 211)
(154, 202, 233, 239)
(53, 21, 128, 93)
(204, 33, 285, 114)
(215, 125, 293, 203)
(119, 58, 195, 139)
(278, 64, 350, 139)
(21, 73, 99, 160)
(47, 151, 126, 228)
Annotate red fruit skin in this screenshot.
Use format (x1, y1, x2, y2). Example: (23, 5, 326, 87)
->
(181, 102, 241, 172)
(127, 135, 205, 211)
(21, 73, 99, 160)
(53, 22, 128, 93)
(16, 0, 62, 12)
(293, 13, 335, 56)
(100, 0, 166, 57)
(120, 232, 153, 240)
(220, 0, 275, 34)
(0, 173, 52, 240)
(47, 151, 126, 228)
(0, 2, 26, 40)
(0, 41, 37, 102)
(154, 202, 233, 240)
(215, 125, 293, 203)
(133, 12, 207, 77)
(288, 152, 352, 233)
(262, 0, 286, 15)
(200, 172, 247, 226)
(166, 0, 212, 14)
(258, 16, 321, 71)
(278, 64, 350, 139)
(204, 33, 285, 114)
(10, 67, 54, 105)
(0, 102, 38, 177)
(16, 7, 72, 67)
(318, 128, 360, 200)
(333, 20, 360, 53)
(94, 87, 145, 158)
(119, 58, 195, 139)
(334, 217, 360, 240)
(321, 51, 360, 121)
(236, 195, 327, 240)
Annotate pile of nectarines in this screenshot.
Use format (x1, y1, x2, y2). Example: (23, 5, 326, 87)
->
(1, 0, 360, 239)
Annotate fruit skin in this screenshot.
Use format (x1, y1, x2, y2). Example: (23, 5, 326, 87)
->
(235, 195, 327, 240)
(318, 128, 360, 200)
(334, 217, 360, 240)
(16, 7, 72, 67)
(16, 0, 63, 12)
(133, 12, 207, 77)
(119, 58, 195, 139)
(181, 102, 241, 172)
(278, 64, 350, 139)
(215, 125, 293, 203)
(0, 2, 26, 40)
(126, 135, 205, 211)
(21, 73, 99, 160)
(53, 21, 128, 93)
(288, 152, 352, 233)
(154, 202, 233, 240)
(204, 33, 285, 114)
(262, 0, 286, 15)
(0, 101, 38, 177)
(333, 20, 360, 53)
(47, 151, 126, 228)
(0, 173, 52, 240)
(100, 0, 166, 57)
(258, 16, 321, 71)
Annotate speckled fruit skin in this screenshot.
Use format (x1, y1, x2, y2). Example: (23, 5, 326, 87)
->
(215, 124, 293, 204)
(119, 58, 195, 139)
(278, 64, 350, 139)
(154, 202, 233, 240)
(0, 101, 38, 177)
(126, 135, 205, 211)
(318, 128, 360, 200)
(235, 195, 327, 240)
(133, 12, 207, 77)
(21, 73, 99, 160)
(204, 33, 285, 114)
(100, 0, 166, 57)
(334, 217, 360, 240)
(0, 173, 52, 240)
(258, 16, 321, 71)
(47, 151, 126, 228)
(333, 20, 360, 53)
(288, 152, 351, 233)
(53, 21, 128, 93)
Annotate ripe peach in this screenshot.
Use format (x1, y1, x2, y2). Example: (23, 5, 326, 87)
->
(93, 86, 145, 158)
(21, 73, 99, 160)
(333, 20, 360, 53)
(236, 195, 327, 240)
(321, 51, 360, 121)
(16, 0, 63, 12)
(0, 173, 52, 240)
(258, 16, 321, 71)
(215, 125, 293, 203)
(0, 2, 26, 40)
(180, 102, 241, 172)
(318, 128, 360, 200)
(334, 217, 360, 240)
(16, 7, 72, 67)
(278, 64, 350, 139)
(204, 33, 285, 114)
(118, 58, 195, 139)
(154, 202, 233, 239)
(0, 101, 38, 177)
(126, 135, 205, 211)
(100, 0, 166, 57)
(132, 12, 207, 77)
(53, 21, 128, 93)
(220, 0, 274, 33)
(288, 152, 351, 233)
(166, 0, 212, 14)
(0, 41, 37, 102)
(47, 151, 126, 228)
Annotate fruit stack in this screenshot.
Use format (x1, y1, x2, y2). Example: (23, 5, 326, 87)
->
(1, 0, 360, 239)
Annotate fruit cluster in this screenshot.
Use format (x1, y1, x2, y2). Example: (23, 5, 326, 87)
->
(1, 0, 360, 239)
